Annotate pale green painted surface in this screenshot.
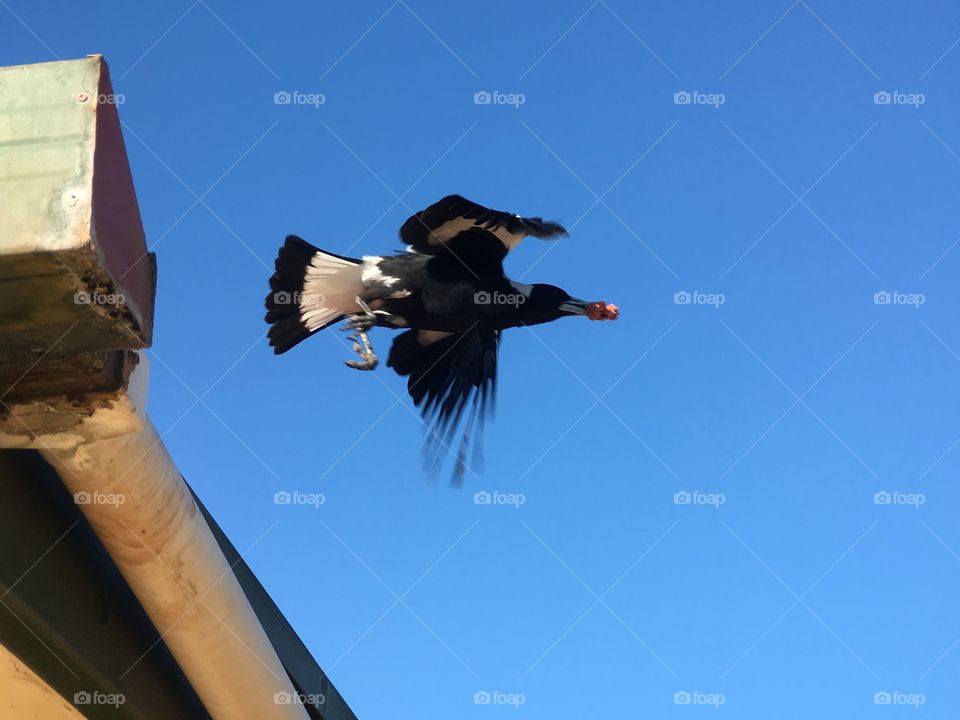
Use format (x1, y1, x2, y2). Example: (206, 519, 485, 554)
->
(0, 57, 151, 401)
(0, 56, 100, 257)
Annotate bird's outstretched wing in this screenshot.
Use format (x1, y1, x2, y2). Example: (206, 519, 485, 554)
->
(387, 325, 500, 484)
(399, 195, 568, 260)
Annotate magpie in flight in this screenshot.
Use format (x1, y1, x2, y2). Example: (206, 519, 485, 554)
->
(265, 194, 618, 479)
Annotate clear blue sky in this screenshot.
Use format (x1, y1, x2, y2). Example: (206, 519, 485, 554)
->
(5, 0, 960, 716)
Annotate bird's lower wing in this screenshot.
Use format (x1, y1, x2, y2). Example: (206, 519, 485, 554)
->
(387, 325, 500, 484)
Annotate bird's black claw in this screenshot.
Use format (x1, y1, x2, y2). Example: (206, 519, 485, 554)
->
(342, 313, 375, 332)
(343, 325, 378, 370)
(345, 355, 378, 371)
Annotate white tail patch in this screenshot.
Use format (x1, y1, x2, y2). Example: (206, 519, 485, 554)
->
(300, 251, 364, 331)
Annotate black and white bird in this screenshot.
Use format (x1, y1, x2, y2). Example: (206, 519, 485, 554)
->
(265, 194, 618, 480)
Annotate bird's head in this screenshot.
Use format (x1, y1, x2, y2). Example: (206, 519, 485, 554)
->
(510, 283, 619, 326)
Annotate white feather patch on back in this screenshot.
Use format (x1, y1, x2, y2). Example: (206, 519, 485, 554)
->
(361, 256, 401, 287)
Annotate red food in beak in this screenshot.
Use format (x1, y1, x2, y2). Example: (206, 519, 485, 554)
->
(585, 301, 619, 321)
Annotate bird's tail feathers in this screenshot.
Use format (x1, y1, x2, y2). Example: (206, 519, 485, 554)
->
(265, 235, 363, 354)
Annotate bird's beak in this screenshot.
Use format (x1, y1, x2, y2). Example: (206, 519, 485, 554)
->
(559, 298, 590, 316)
(560, 299, 620, 320)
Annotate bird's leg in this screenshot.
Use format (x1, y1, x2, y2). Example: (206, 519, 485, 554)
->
(342, 297, 377, 332)
(343, 297, 378, 371)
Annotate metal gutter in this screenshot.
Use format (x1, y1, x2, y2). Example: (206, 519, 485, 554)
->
(39, 420, 312, 719)
(0, 449, 209, 719)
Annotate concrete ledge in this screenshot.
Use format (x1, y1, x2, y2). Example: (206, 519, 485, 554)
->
(0, 55, 155, 402)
